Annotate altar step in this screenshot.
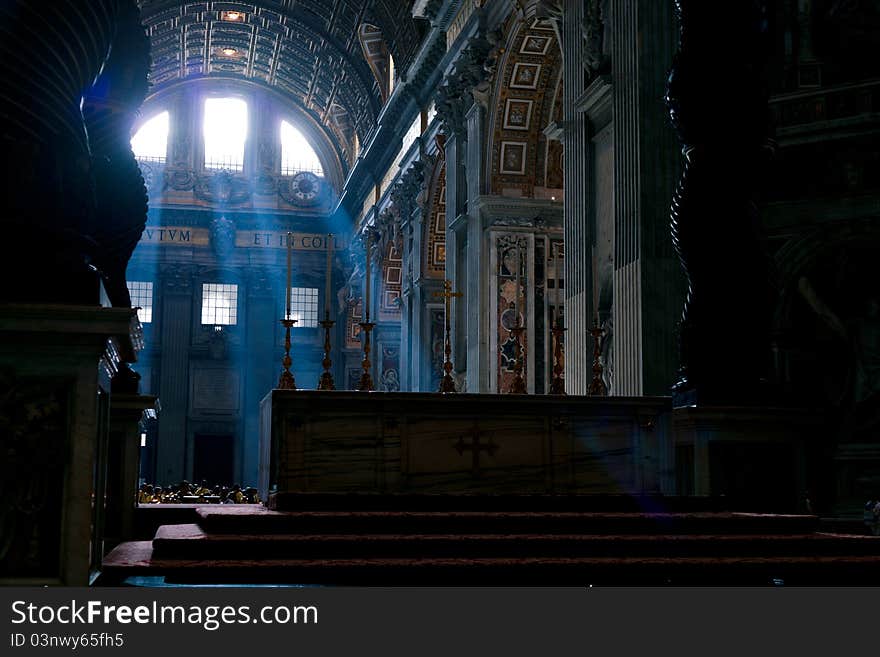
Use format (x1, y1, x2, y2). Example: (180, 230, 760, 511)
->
(195, 506, 821, 536)
(100, 500, 880, 586)
(149, 524, 880, 560)
(101, 543, 880, 586)
(263, 493, 759, 513)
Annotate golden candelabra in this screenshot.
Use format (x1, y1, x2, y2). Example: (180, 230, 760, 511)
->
(434, 279, 463, 393)
(507, 325, 527, 394)
(317, 312, 336, 390)
(358, 320, 376, 392)
(277, 317, 298, 390)
(588, 321, 608, 396)
(550, 321, 567, 395)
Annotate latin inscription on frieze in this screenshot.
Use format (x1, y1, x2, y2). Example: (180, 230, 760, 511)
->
(140, 227, 210, 246)
(139, 226, 345, 251)
(236, 231, 346, 251)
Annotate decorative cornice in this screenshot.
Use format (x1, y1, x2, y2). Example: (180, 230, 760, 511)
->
(576, 74, 613, 125)
(434, 27, 501, 134)
(473, 194, 565, 223)
(0, 305, 140, 364)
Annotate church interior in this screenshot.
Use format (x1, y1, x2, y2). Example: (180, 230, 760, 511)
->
(2, 0, 880, 586)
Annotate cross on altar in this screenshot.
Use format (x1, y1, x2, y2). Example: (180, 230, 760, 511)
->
(454, 427, 498, 477)
(432, 279, 463, 393)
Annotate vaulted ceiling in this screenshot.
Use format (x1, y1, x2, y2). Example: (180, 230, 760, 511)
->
(139, 1, 422, 169)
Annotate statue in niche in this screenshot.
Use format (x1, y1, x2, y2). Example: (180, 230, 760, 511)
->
(470, 28, 504, 110)
(583, 0, 612, 77)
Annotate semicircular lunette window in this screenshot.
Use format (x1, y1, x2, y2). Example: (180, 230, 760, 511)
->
(204, 97, 248, 172)
(131, 111, 169, 163)
(280, 120, 324, 177)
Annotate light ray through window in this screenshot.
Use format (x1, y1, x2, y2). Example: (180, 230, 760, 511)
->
(131, 111, 169, 163)
(204, 98, 248, 171)
(280, 120, 324, 176)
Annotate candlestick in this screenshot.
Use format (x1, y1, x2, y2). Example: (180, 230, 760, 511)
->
(550, 323, 566, 395)
(277, 317, 297, 390)
(325, 233, 333, 319)
(357, 320, 376, 391)
(592, 244, 599, 325)
(317, 316, 336, 390)
(365, 231, 372, 321)
(285, 231, 292, 320)
(507, 326, 527, 394)
(433, 280, 463, 393)
(588, 321, 608, 396)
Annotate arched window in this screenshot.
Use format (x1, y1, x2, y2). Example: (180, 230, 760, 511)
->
(131, 111, 169, 163)
(204, 97, 248, 171)
(280, 120, 324, 176)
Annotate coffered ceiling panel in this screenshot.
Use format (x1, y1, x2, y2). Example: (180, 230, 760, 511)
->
(139, 1, 421, 165)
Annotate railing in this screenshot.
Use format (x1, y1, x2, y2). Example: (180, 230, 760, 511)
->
(280, 165, 325, 177)
(770, 79, 880, 133)
(205, 156, 244, 172)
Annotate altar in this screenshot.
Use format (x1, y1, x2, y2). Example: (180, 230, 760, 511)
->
(259, 391, 672, 508)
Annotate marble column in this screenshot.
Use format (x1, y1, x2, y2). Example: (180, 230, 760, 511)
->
(464, 101, 489, 393)
(242, 272, 275, 486)
(156, 264, 194, 485)
(405, 202, 435, 391)
(666, 0, 774, 404)
(444, 129, 470, 388)
(401, 290, 415, 390)
(610, 0, 683, 396)
(400, 290, 413, 391)
(562, 0, 593, 395)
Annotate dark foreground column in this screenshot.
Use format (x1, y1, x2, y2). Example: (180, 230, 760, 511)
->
(666, 0, 776, 406)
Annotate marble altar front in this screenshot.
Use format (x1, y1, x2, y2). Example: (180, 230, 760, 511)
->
(259, 391, 672, 508)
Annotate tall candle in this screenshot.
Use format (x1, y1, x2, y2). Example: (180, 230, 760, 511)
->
(285, 231, 292, 319)
(364, 231, 371, 321)
(592, 244, 599, 325)
(553, 243, 560, 326)
(325, 233, 333, 319)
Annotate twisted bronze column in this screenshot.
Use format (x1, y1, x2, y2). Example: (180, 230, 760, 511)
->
(666, 0, 775, 405)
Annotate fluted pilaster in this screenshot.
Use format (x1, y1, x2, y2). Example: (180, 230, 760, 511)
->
(156, 265, 194, 484)
(611, 0, 683, 396)
(562, 0, 592, 395)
